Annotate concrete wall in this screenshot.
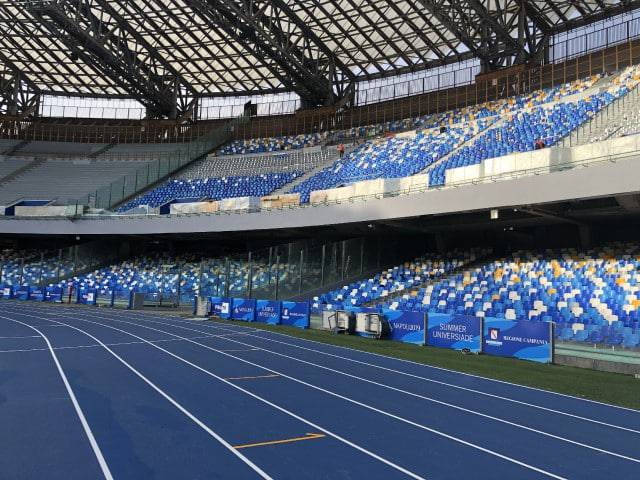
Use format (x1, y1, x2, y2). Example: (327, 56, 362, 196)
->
(555, 354, 640, 375)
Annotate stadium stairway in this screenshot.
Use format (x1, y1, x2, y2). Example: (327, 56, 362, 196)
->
(0, 157, 46, 187)
(420, 116, 504, 175)
(268, 147, 341, 196)
(88, 142, 116, 158)
(563, 79, 640, 146)
(4, 140, 30, 156)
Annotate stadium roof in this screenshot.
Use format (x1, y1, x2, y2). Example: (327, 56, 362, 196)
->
(1, 0, 639, 116)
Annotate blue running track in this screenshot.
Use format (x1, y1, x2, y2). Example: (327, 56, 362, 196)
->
(0, 302, 639, 479)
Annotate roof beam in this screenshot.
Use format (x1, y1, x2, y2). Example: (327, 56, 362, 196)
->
(414, 0, 529, 69)
(89, 0, 199, 114)
(186, 0, 348, 107)
(26, 0, 195, 118)
(0, 63, 40, 117)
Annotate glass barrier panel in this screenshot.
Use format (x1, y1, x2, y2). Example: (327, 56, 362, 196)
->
(250, 247, 277, 299)
(158, 156, 170, 178)
(95, 185, 112, 209)
(109, 177, 126, 206)
(135, 164, 150, 192)
(199, 259, 226, 298)
(301, 244, 324, 296)
(322, 242, 341, 287)
(148, 160, 160, 184)
(226, 255, 248, 298)
(121, 172, 137, 200)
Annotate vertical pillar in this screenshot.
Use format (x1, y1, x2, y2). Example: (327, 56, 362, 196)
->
(298, 249, 304, 294)
(19, 257, 24, 285)
(224, 257, 230, 298)
(274, 255, 281, 300)
(247, 251, 253, 299)
(38, 252, 44, 288)
(578, 225, 592, 250)
(320, 244, 326, 287)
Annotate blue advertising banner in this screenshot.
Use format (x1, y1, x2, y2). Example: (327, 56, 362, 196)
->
(209, 296, 231, 319)
(2, 285, 14, 299)
(281, 301, 310, 329)
(45, 286, 64, 303)
(256, 300, 281, 324)
(427, 314, 482, 352)
(381, 309, 426, 345)
(28, 288, 45, 302)
(15, 285, 30, 301)
(483, 319, 553, 363)
(232, 298, 257, 322)
(78, 288, 97, 305)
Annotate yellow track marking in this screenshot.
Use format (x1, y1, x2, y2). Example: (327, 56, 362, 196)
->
(234, 433, 326, 450)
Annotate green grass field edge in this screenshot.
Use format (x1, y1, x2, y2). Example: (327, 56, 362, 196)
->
(207, 318, 640, 411)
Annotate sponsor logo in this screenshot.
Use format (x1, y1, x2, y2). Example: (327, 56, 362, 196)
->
(486, 327, 503, 346)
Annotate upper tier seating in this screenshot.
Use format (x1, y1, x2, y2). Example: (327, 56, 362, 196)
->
(105, 143, 191, 157)
(0, 157, 30, 179)
(116, 171, 300, 211)
(0, 139, 19, 153)
(219, 77, 599, 155)
(186, 149, 332, 178)
(111, 73, 619, 211)
(428, 94, 615, 186)
(285, 75, 611, 202)
(219, 132, 327, 155)
(0, 158, 150, 205)
(291, 120, 492, 202)
(16, 141, 107, 157)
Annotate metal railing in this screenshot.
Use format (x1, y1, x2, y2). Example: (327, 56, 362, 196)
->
(564, 82, 640, 147)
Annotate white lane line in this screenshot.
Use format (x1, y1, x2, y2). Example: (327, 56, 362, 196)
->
(106, 309, 640, 431)
(239, 321, 640, 414)
(200, 321, 640, 434)
(105, 314, 640, 464)
(5, 312, 274, 480)
(0, 316, 114, 480)
(0, 334, 223, 354)
(14, 310, 428, 480)
(35, 309, 567, 480)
